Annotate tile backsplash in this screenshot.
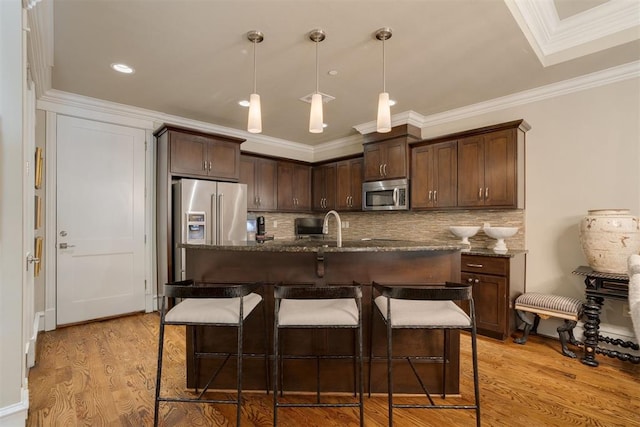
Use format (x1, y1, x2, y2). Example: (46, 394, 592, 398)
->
(251, 209, 525, 250)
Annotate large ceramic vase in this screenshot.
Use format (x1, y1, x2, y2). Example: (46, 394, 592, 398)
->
(579, 209, 640, 274)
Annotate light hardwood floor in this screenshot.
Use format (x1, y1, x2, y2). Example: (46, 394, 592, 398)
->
(27, 312, 639, 426)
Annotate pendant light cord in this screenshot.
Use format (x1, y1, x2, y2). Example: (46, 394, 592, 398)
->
(253, 39, 257, 94)
(382, 38, 386, 93)
(315, 39, 319, 94)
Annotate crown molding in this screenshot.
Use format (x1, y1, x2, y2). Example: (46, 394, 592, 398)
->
(24, 0, 53, 98)
(36, 89, 314, 161)
(352, 110, 425, 136)
(505, 0, 640, 66)
(36, 61, 639, 161)
(420, 60, 640, 128)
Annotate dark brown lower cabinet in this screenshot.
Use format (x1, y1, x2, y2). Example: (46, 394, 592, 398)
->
(461, 253, 526, 340)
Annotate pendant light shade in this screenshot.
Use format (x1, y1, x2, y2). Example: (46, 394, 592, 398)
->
(309, 29, 326, 134)
(247, 30, 264, 134)
(309, 93, 324, 133)
(375, 27, 392, 133)
(248, 93, 262, 133)
(377, 92, 391, 133)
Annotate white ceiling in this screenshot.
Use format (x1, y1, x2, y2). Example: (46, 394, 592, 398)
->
(44, 0, 640, 146)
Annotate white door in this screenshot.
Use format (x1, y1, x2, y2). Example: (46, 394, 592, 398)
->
(56, 115, 146, 325)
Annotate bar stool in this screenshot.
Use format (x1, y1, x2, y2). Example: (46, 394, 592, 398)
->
(369, 281, 481, 427)
(272, 283, 364, 427)
(154, 279, 268, 427)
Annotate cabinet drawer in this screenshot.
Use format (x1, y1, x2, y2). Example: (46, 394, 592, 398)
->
(461, 255, 508, 276)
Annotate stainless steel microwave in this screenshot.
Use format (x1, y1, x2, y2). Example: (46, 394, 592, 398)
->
(362, 178, 409, 211)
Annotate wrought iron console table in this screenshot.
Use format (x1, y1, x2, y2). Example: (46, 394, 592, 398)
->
(572, 266, 639, 366)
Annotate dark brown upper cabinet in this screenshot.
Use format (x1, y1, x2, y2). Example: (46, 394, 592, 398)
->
(362, 124, 421, 182)
(335, 157, 363, 211)
(240, 155, 278, 212)
(277, 161, 311, 212)
(312, 163, 336, 211)
(411, 140, 457, 209)
(167, 127, 243, 181)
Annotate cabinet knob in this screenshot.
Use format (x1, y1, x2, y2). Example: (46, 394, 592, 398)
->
(433, 190, 437, 202)
(467, 278, 474, 283)
(379, 164, 383, 176)
(485, 187, 489, 199)
(383, 164, 387, 176)
(428, 190, 432, 201)
(474, 279, 480, 284)
(478, 187, 483, 200)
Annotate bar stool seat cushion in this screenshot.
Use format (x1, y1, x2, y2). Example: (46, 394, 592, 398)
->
(279, 298, 359, 326)
(165, 293, 262, 324)
(374, 297, 471, 327)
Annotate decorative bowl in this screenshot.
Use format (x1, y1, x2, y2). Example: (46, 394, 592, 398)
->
(449, 226, 481, 246)
(483, 226, 518, 252)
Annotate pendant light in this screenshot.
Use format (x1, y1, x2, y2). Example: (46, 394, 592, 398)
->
(375, 27, 392, 133)
(309, 29, 326, 134)
(247, 30, 264, 134)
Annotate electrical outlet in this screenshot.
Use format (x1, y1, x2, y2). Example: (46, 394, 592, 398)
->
(622, 303, 630, 317)
(273, 220, 278, 229)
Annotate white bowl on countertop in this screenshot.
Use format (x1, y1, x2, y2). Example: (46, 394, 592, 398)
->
(449, 226, 481, 247)
(483, 226, 519, 253)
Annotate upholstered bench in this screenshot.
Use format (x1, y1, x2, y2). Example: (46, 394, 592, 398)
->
(513, 292, 584, 358)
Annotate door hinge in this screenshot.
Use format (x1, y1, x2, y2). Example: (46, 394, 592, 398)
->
(145, 279, 148, 292)
(144, 140, 148, 150)
(144, 234, 147, 244)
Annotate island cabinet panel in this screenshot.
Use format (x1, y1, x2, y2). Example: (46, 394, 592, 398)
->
(277, 161, 311, 211)
(240, 155, 277, 211)
(312, 163, 336, 211)
(461, 253, 526, 340)
(183, 246, 462, 394)
(169, 129, 241, 181)
(335, 157, 363, 211)
(411, 140, 457, 209)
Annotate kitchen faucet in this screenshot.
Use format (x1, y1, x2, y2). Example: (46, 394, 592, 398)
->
(323, 210, 342, 247)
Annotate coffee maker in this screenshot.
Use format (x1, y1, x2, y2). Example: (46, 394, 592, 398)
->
(256, 216, 266, 238)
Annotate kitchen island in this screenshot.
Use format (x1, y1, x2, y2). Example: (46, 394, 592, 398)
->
(179, 239, 463, 394)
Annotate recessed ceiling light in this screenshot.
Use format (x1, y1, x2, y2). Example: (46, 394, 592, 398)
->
(238, 100, 250, 107)
(323, 123, 328, 128)
(389, 99, 397, 106)
(111, 63, 135, 74)
(328, 70, 338, 76)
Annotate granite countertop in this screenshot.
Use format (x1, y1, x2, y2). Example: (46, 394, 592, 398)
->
(179, 238, 463, 253)
(463, 248, 528, 258)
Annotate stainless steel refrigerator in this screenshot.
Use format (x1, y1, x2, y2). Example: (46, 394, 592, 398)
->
(173, 178, 247, 280)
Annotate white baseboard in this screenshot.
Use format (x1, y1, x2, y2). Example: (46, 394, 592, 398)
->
(0, 387, 28, 426)
(26, 311, 44, 369)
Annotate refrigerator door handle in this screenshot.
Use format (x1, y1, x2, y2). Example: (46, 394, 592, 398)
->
(211, 192, 218, 245)
(218, 192, 224, 244)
